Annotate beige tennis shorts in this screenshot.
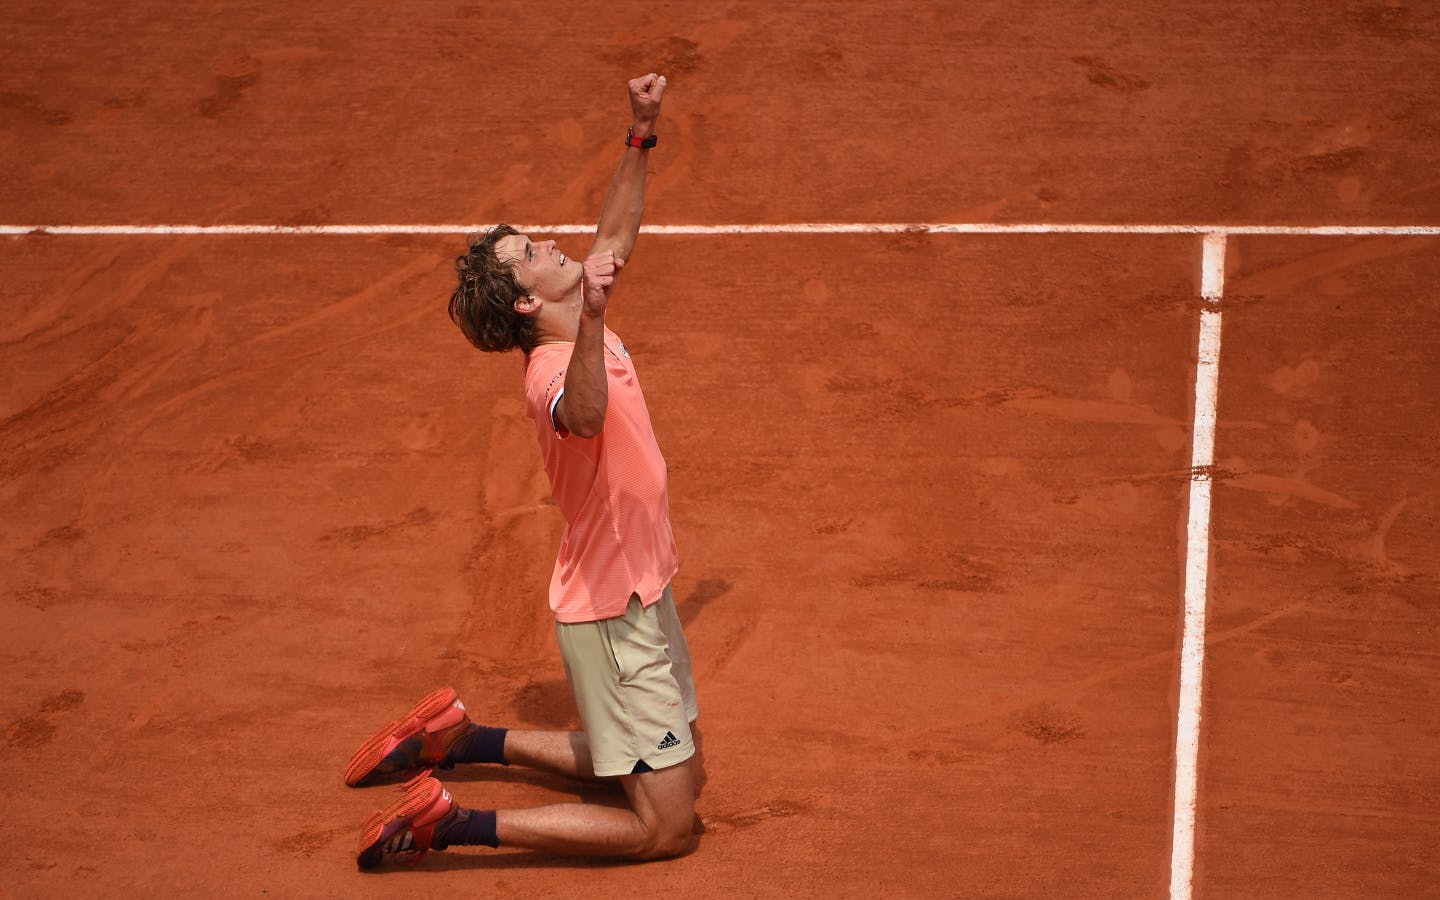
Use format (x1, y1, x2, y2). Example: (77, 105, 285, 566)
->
(555, 585, 699, 777)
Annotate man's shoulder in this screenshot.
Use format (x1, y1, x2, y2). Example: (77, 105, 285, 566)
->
(610, 331, 631, 359)
(523, 347, 568, 399)
(525, 345, 568, 374)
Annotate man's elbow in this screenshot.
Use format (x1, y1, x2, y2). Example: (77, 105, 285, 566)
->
(556, 393, 607, 438)
(569, 412, 606, 439)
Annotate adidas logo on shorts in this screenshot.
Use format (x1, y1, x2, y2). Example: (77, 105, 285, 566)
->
(657, 731, 682, 750)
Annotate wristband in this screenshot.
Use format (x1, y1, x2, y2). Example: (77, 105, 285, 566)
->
(625, 127, 658, 149)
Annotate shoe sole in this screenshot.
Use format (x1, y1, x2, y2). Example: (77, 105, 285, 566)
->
(345, 687, 459, 787)
(356, 775, 451, 869)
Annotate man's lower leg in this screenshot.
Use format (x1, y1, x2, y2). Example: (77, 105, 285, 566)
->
(501, 729, 602, 781)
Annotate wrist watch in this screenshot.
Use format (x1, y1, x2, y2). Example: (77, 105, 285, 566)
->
(624, 127, 658, 149)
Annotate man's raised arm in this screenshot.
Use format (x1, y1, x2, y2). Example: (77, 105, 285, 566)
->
(590, 73, 667, 264)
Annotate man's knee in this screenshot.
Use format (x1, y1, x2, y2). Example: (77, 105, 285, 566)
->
(634, 816, 698, 860)
(624, 761, 698, 860)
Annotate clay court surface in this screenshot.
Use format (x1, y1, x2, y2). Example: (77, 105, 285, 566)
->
(3, 2, 1439, 897)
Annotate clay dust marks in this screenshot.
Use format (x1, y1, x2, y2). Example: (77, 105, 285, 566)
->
(673, 577, 752, 681)
(699, 618, 756, 683)
(237, 253, 437, 349)
(1070, 56, 1151, 94)
(1011, 702, 1086, 746)
(700, 799, 807, 835)
(907, 600, 1310, 750)
(1346, 2, 1429, 41)
(0, 239, 192, 398)
(1211, 469, 1362, 510)
(76, 253, 439, 522)
(451, 398, 562, 675)
(0, 245, 205, 486)
(1226, 234, 1433, 297)
(197, 56, 261, 119)
(271, 821, 352, 858)
(315, 507, 440, 546)
(1001, 389, 1189, 453)
(1220, 496, 1428, 590)
(4, 688, 84, 749)
(0, 90, 73, 126)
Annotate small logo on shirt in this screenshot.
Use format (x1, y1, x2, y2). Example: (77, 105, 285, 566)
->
(616, 337, 630, 358)
(657, 731, 681, 750)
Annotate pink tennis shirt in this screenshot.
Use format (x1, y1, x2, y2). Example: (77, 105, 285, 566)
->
(523, 327, 680, 623)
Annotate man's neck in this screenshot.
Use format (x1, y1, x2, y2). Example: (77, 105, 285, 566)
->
(528, 283, 577, 341)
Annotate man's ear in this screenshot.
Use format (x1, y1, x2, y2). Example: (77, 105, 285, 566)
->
(514, 294, 540, 316)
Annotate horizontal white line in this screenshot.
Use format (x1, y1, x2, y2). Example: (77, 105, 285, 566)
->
(2, 223, 1439, 237)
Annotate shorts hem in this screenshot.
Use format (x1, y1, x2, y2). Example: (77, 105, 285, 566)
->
(591, 743, 695, 778)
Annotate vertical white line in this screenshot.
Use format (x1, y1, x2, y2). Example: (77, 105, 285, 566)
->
(1171, 231, 1226, 900)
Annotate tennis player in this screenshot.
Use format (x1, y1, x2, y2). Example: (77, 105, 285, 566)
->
(347, 72, 704, 867)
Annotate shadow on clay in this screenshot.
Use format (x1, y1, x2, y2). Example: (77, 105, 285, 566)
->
(678, 577, 731, 628)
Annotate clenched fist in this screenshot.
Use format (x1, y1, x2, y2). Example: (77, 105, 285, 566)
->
(627, 73, 667, 138)
(582, 250, 625, 318)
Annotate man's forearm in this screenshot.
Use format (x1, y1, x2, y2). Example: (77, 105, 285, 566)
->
(558, 248, 624, 439)
(592, 73, 665, 262)
(559, 310, 608, 438)
(592, 139, 650, 262)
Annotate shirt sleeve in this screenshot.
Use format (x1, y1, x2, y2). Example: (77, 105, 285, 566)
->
(526, 350, 571, 439)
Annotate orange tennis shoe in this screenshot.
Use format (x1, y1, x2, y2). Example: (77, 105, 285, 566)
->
(356, 773, 457, 869)
(345, 687, 475, 787)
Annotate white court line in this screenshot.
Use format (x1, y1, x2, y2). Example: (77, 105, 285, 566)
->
(1171, 232, 1226, 900)
(2, 222, 1439, 236)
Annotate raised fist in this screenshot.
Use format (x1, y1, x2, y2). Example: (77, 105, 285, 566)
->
(628, 73, 667, 132)
(582, 250, 625, 317)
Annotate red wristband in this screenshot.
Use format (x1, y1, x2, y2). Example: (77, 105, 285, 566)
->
(625, 127, 657, 149)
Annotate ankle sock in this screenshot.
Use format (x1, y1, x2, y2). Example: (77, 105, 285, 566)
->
(447, 725, 509, 766)
(433, 807, 500, 849)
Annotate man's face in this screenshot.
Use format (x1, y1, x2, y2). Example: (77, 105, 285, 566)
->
(495, 233, 580, 306)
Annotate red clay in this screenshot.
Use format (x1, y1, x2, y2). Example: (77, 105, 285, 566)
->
(2, 3, 1438, 897)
